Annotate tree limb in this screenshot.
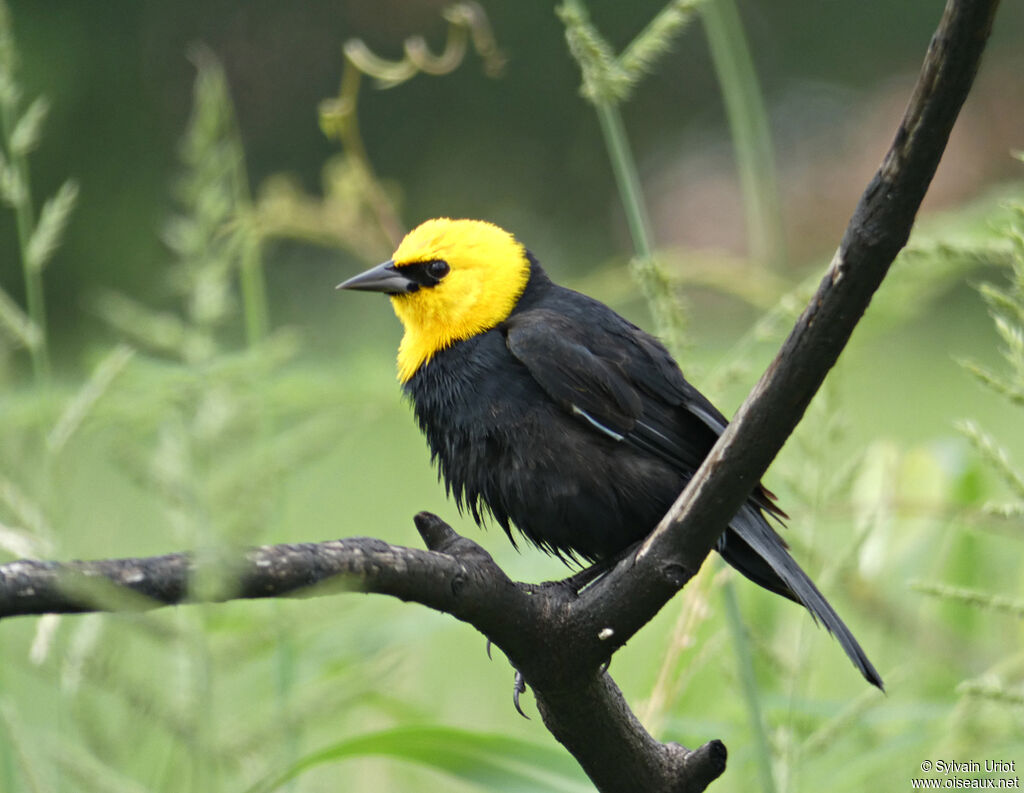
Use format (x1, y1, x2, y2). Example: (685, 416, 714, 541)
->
(585, 0, 1002, 639)
(0, 513, 727, 792)
(0, 525, 498, 619)
(0, 1, 1001, 791)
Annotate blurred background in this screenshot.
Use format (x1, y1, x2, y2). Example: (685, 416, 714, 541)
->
(0, 1, 1022, 791)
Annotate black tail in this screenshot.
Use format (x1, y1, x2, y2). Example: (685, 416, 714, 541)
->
(720, 505, 884, 690)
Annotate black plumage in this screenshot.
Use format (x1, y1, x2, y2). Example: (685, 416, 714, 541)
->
(403, 257, 883, 689)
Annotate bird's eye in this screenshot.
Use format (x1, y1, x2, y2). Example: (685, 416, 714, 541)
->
(427, 260, 450, 279)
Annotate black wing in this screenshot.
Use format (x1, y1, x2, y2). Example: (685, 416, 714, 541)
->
(504, 304, 881, 688)
(504, 307, 721, 476)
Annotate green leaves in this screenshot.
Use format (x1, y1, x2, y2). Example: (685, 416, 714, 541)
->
(24, 179, 78, 274)
(557, 2, 631, 104)
(957, 419, 1024, 501)
(558, 0, 703, 105)
(244, 726, 591, 793)
(911, 581, 1024, 619)
(620, 1, 703, 84)
(956, 195, 1024, 500)
(8, 96, 46, 157)
(46, 344, 135, 455)
(914, 181, 1024, 725)
(0, 0, 78, 384)
(0, 144, 22, 205)
(0, 285, 38, 350)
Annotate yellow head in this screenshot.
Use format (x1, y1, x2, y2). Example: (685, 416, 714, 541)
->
(337, 218, 531, 382)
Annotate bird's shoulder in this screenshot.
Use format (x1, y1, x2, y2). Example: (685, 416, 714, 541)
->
(504, 280, 729, 431)
(503, 275, 787, 519)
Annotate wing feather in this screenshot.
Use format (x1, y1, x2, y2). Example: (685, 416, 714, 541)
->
(504, 309, 718, 474)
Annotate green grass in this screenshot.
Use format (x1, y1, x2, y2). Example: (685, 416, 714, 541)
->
(3, 282, 1021, 792)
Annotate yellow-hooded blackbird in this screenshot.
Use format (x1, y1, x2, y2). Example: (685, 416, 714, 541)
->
(339, 217, 882, 689)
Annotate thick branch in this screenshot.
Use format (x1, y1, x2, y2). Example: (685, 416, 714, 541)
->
(653, 0, 1001, 565)
(0, 515, 726, 793)
(0, 531, 491, 619)
(535, 671, 726, 793)
(579, 0, 1001, 638)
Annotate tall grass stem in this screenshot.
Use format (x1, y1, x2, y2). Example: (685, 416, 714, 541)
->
(1, 95, 47, 385)
(722, 576, 777, 793)
(700, 0, 786, 269)
(594, 102, 656, 262)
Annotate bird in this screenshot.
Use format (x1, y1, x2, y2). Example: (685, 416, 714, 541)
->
(338, 217, 883, 689)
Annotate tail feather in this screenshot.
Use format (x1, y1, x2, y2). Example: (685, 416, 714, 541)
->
(721, 505, 884, 690)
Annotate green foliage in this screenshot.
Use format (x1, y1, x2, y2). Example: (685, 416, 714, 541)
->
(244, 726, 590, 793)
(956, 192, 1024, 506)
(559, 2, 1024, 789)
(557, 1, 633, 105)
(957, 679, 1024, 708)
(164, 47, 267, 348)
(558, 0, 695, 360)
(559, 4, 787, 788)
(699, 0, 784, 269)
(619, 0, 703, 86)
(916, 191, 1024, 724)
(0, 0, 78, 385)
(721, 579, 777, 793)
(260, 2, 505, 258)
(558, 0, 702, 105)
(0, 46, 363, 793)
(911, 580, 1024, 618)
(0, 3, 1022, 793)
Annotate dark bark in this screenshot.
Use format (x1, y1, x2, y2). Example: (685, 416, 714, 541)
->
(586, 0, 1003, 637)
(0, 1, 1001, 790)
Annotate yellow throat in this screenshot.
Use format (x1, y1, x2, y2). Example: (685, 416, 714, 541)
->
(388, 218, 531, 383)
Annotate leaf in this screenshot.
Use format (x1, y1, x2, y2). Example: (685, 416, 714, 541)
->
(93, 289, 215, 362)
(47, 343, 135, 454)
(8, 95, 48, 156)
(0, 284, 41, 349)
(25, 178, 78, 272)
(957, 419, 1024, 500)
(0, 520, 50, 558)
(557, 1, 631, 103)
(618, 0, 702, 96)
(958, 358, 1024, 406)
(0, 701, 49, 793)
(0, 473, 50, 538)
(978, 281, 1024, 326)
(0, 146, 24, 205)
(957, 678, 1024, 707)
(243, 725, 591, 793)
(911, 580, 1024, 618)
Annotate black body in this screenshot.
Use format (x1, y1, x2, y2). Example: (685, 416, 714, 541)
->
(405, 258, 882, 688)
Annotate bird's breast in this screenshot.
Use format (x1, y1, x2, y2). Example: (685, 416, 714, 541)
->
(403, 329, 685, 560)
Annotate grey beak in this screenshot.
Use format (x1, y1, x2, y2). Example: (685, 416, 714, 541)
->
(336, 260, 418, 295)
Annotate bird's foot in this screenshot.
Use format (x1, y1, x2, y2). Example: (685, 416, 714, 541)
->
(483, 638, 529, 718)
(558, 540, 643, 594)
(512, 670, 529, 719)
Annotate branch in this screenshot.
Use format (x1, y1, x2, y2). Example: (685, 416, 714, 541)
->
(583, 0, 1002, 636)
(0, 2, 1001, 792)
(0, 514, 727, 792)
(0, 526, 498, 619)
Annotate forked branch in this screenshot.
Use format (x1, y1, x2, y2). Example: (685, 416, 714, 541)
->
(0, 1, 1001, 791)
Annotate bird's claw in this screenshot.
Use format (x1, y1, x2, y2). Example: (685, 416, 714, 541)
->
(513, 670, 529, 719)
(486, 638, 529, 717)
